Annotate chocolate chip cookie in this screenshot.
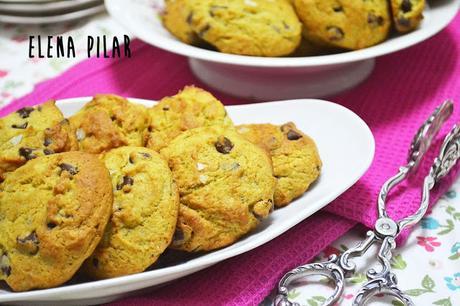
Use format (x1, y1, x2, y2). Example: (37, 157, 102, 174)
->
(0, 152, 113, 291)
(294, 0, 391, 50)
(69, 95, 148, 154)
(186, 0, 302, 56)
(83, 147, 179, 279)
(390, 0, 424, 33)
(237, 122, 321, 207)
(0, 101, 76, 181)
(144, 86, 233, 151)
(163, 0, 200, 45)
(161, 126, 275, 252)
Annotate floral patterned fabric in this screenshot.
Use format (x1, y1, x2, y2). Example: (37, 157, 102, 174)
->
(0, 14, 459, 306)
(263, 181, 460, 305)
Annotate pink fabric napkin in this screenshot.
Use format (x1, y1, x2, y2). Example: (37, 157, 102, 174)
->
(1, 13, 460, 306)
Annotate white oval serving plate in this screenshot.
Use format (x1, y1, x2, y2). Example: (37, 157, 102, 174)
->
(106, 0, 460, 99)
(0, 98, 375, 306)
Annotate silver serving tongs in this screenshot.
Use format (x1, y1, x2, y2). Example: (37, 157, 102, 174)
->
(274, 101, 460, 306)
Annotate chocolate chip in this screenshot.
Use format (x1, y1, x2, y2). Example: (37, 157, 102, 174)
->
(110, 115, 117, 121)
(287, 130, 302, 141)
(173, 228, 184, 242)
(140, 152, 151, 158)
(215, 136, 234, 154)
(47, 222, 57, 229)
(92, 258, 99, 268)
(1, 265, 10, 277)
(162, 106, 170, 111)
(268, 199, 274, 213)
(368, 13, 384, 27)
(19, 147, 37, 160)
(333, 6, 343, 12)
(272, 25, 281, 33)
(43, 149, 54, 155)
(11, 122, 28, 129)
(198, 24, 211, 38)
(59, 163, 79, 175)
(16, 107, 34, 119)
(326, 26, 344, 41)
(186, 12, 194, 25)
(282, 21, 290, 30)
(16, 231, 39, 255)
(44, 138, 52, 146)
(401, 0, 412, 13)
(398, 17, 411, 28)
(116, 176, 134, 190)
(0, 253, 11, 277)
(129, 156, 134, 164)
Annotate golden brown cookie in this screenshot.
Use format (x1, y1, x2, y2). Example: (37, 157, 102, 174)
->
(144, 86, 233, 151)
(294, 0, 391, 50)
(83, 147, 179, 279)
(163, 0, 200, 45)
(0, 152, 113, 291)
(390, 0, 424, 33)
(161, 126, 275, 252)
(0, 101, 76, 181)
(69, 95, 148, 154)
(237, 122, 321, 207)
(186, 0, 302, 56)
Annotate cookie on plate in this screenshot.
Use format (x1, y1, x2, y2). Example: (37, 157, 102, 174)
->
(294, 0, 391, 50)
(144, 86, 233, 151)
(0, 152, 113, 291)
(69, 95, 148, 154)
(161, 126, 275, 252)
(186, 0, 302, 56)
(0, 101, 76, 181)
(83, 147, 179, 279)
(237, 122, 321, 207)
(163, 0, 200, 45)
(390, 0, 424, 33)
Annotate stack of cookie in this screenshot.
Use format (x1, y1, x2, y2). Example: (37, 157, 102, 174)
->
(0, 86, 321, 291)
(162, 0, 425, 56)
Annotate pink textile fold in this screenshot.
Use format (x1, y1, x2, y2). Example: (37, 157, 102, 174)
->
(110, 213, 355, 306)
(1, 13, 459, 306)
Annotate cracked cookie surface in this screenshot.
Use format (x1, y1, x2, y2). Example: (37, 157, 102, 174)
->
(83, 146, 179, 279)
(237, 122, 321, 207)
(0, 101, 76, 181)
(294, 0, 391, 50)
(185, 0, 302, 56)
(0, 152, 112, 291)
(144, 86, 233, 151)
(161, 126, 275, 252)
(69, 95, 148, 154)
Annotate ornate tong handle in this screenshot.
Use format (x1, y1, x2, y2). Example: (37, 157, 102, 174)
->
(274, 101, 460, 306)
(408, 100, 453, 171)
(354, 118, 460, 306)
(378, 100, 455, 232)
